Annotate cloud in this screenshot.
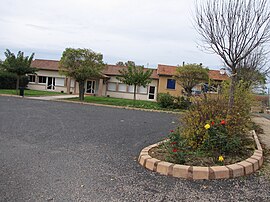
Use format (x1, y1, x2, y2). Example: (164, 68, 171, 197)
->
(0, 0, 221, 68)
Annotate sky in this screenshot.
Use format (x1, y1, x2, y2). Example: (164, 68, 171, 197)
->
(0, 0, 224, 69)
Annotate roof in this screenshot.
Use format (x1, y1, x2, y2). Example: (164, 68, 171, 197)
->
(157, 64, 177, 76)
(103, 65, 158, 79)
(208, 70, 229, 81)
(157, 64, 229, 81)
(31, 59, 158, 79)
(31, 59, 59, 71)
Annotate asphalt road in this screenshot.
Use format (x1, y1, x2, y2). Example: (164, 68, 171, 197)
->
(0, 96, 270, 202)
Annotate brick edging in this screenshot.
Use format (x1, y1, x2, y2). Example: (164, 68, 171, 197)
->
(138, 130, 263, 180)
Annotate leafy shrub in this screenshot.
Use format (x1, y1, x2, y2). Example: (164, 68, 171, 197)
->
(157, 93, 191, 109)
(0, 71, 29, 89)
(157, 93, 174, 108)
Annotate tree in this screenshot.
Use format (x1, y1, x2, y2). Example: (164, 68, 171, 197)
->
(194, 0, 270, 109)
(116, 61, 125, 66)
(116, 62, 153, 102)
(3, 49, 36, 94)
(59, 48, 105, 101)
(175, 64, 209, 97)
(234, 48, 269, 90)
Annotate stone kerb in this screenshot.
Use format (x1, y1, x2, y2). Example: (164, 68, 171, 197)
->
(138, 130, 263, 180)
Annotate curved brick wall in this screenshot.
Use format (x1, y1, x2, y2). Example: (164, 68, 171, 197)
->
(138, 130, 263, 180)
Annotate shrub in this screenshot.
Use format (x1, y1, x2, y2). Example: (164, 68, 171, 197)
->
(157, 93, 191, 109)
(157, 93, 174, 108)
(0, 71, 29, 89)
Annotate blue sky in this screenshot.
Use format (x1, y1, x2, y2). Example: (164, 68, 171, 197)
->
(0, 0, 223, 69)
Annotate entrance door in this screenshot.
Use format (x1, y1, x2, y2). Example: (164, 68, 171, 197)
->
(148, 86, 155, 100)
(47, 77, 55, 90)
(86, 80, 96, 94)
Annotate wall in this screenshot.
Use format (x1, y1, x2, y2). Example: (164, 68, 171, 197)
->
(158, 76, 183, 97)
(105, 76, 159, 101)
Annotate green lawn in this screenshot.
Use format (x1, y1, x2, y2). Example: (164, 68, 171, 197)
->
(0, 89, 65, 97)
(69, 96, 166, 110)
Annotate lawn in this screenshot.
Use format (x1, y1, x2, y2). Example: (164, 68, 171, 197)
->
(69, 96, 170, 111)
(0, 89, 65, 97)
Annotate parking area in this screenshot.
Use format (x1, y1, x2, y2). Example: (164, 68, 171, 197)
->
(0, 96, 270, 201)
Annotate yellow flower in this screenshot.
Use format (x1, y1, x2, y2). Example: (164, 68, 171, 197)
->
(204, 124, 211, 130)
(218, 155, 224, 162)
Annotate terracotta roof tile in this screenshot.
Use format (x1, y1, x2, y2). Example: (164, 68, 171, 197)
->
(103, 65, 158, 79)
(157, 64, 229, 81)
(31, 59, 158, 79)
(208, 70, 229, 81)
(31, 59, 59, 71)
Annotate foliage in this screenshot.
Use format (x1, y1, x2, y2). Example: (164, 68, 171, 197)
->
(115, 61, 125, 66)
(175, 64, 209, 96)
(59, 48, 105, 101)
(194, 0, 270, 109)
(162, 129, 189, 164)
(2, 49, 36, 94)
(157, 93, 191, 109)
(157, 93, 174, 108)
(0, 71, 29, 89)
(116, 62, 153, 102)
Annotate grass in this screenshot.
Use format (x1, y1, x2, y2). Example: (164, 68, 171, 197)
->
(69, 96, 179, 111)
(0, 89, 65, 97)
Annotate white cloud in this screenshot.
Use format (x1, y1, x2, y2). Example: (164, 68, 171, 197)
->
(0, 0, 221, 68)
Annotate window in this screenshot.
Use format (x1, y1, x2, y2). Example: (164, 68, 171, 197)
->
(167, 79, 176, 90)
(38, 76, 46, 84)
(148, 86, 155, 99)
(108, 82, 116, 91)
(118, 83, 127, 92)
(29, 75, 35, 83)
(138, 86, 147, 94)
(55, 78, 65, 86)
(128, 85, 134, 93)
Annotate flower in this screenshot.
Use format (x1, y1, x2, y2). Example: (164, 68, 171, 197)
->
(211, 121, 215, 126)
(220, 120, 226, 125)
(170, 130, 174, 133)
(173, 148, 178, 152)
(204, 124, 211, 130)
(171, 142, 177, 145)
(218, 155, 224, 162)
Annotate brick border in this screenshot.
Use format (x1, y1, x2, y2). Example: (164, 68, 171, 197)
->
(138, 130, 263, 180)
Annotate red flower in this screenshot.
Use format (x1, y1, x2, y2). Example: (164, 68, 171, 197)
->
(220, 120, 226, 125)
(211, 121, 215, 126)
(170, 130, 174, 133)
(173, 148, 178, 152)
(171, 142, 177, 145)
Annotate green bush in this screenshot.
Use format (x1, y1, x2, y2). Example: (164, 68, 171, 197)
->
(0, 71, 29, 89)
(157, 93, 191, 109)
(157, 93, 174, 108)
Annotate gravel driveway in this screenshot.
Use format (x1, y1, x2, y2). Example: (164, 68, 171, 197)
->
(0, 96, 270, 202)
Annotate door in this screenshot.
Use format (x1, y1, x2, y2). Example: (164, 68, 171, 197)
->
(86, 80, 96, 94)
(148, 86, 155, 100)
(47, 77, 55, 90)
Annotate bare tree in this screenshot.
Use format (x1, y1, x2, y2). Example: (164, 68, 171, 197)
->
(235, 48, 269, 89)
(194, 0, 270, 109)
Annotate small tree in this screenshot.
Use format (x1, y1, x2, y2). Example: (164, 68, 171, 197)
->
(3, 49, 36, 94)
(59, 48, 105, 101)
(117, 62, 153, 102)
(116, 61, 125, 66)
(175, 64, 209, 97)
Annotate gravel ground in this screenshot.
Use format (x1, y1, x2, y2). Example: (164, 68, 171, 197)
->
(0, 96, 270, 202)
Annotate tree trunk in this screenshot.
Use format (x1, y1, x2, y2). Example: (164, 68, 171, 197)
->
(16, 75, 20, 95)
(79, 81, 85, 101)
(133, 85, 137, 106)
(228, 71, 237, 114)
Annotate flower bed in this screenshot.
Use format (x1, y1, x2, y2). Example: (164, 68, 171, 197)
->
(138, 130, 263, 180)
